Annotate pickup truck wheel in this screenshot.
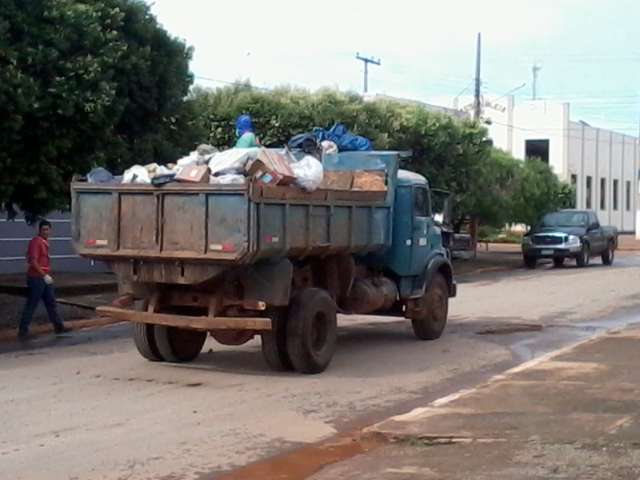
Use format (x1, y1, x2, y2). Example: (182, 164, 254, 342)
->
(576, 244, 590, 268)
(286, 288, 337, 374)
(601, 242, 615, 265)
(154, 326, 207, 363)
(261, 308, 293, 371)
(523, 255, 537, 269)
(553, 257, 565, 268)
(133, 323, 163, 362)
(410, 273, 448, 340)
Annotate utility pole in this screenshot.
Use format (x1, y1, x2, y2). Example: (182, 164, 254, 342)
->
(356, 53, 381, 94)
(532, 63, 542, 100)
(473, 33, 482, 121)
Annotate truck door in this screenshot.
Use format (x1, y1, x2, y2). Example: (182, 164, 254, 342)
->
(588, 212, 605, 253)
(411, 186, 432, 274)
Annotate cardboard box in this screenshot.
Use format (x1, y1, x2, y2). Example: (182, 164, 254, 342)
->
(320, 171, 353, 190)
(352, 170, 387, 191)
(246, 148, 296, 186)
(176, 164, 210, 183)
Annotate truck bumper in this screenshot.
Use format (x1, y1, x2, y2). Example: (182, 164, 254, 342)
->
(96, 306, 272, 331)
(523, 246, 582, 258)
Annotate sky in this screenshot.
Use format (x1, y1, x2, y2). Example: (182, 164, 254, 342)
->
(148, 0, 640, 135)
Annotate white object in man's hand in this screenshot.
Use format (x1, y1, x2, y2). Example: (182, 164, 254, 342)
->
(44, 274, 53, 285)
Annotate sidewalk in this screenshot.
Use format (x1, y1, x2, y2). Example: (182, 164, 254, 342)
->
(0, 273, 118, 336)
(617, 233, 640, 251)
(0, 272, 117, 296)
(311, 326, 640, 479)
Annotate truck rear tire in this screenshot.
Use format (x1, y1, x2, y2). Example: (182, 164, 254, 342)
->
(133, 323, 163, 362)
(286, 288, 337, 374)
(261, 308, 293, 371)
(601, 242, 615, 265)
(411, 273, 448, 340)
(154, 326, 207, 363)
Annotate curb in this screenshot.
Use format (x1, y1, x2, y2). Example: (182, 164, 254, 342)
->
(364, 328, 615, 440)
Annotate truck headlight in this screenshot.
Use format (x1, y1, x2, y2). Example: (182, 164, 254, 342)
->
(567, 235, 580, 246)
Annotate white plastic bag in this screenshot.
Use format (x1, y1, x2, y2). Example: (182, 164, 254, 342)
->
(209, 148, 259, 175)
(209, 174, 246, 185)
(320, 140, 338, 155)
(291, 155, 324, 192)
(155, 165, 175, 176)
(122, 165, 151, 184)
(176, 151, 199, 167)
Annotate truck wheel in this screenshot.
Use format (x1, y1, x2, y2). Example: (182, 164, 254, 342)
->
(410, 273, 448, 340)
(261, 308, 293, 371)
(133, 323, 163, 362)
(286, 289, 337, 374)
(576, 244, 590, 268)
(601, 242, 615, 265)
(523, 255, 537, 269)
(553, 257, 565, 268)
(154, 326, 207, 363)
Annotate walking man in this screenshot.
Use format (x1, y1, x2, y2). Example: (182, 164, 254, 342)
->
(18, 220, 70, 339)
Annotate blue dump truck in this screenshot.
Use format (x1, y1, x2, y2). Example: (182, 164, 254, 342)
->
(71, 151, 456, 374)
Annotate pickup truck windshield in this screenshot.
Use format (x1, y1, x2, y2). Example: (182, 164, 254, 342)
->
(541, 212, 587, 227)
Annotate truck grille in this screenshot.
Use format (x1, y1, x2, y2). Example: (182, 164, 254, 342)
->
(533, 234, 566, 246)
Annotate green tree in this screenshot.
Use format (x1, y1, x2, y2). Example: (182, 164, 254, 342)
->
(0, 0, 196, 218)
(189, 85, 571, 234)
(511, 158, 569, 227)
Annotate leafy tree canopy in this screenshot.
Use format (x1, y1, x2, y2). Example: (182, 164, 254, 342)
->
(0, 0, 197, 218)
(190, 85, 569, 230)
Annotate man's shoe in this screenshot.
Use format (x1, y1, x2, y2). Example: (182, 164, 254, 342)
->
(54, 326, 72, 335)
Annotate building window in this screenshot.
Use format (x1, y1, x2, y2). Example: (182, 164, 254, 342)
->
(525, 139, 550, 164)
(613, 179, 619, 211)
(626, 181, 631, 211)
(600, 178, 606, 210)
(586, 176, 592, 209)
(570, 175, 578, 207)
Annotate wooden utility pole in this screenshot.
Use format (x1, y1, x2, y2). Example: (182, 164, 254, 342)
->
(356, 53, 381, 94)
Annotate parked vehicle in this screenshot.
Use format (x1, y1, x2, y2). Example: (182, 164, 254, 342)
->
(71, 151, 456, 374)
(522, 209, 618, 269)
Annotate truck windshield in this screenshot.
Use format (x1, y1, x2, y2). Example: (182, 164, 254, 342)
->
(541, 212, 587, 227)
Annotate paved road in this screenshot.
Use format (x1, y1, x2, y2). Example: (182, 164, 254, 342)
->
(1, 254, 639, 480)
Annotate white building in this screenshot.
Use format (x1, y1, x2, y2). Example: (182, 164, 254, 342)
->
(484, 99, 639, 234)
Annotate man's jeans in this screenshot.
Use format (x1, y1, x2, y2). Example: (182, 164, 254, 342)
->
(18, 276, 64, 335)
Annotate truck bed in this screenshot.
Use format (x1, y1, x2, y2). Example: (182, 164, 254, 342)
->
(72, 177, 393, 265)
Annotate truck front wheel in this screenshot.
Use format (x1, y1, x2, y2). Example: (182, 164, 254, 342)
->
(154, 326, 207, 363)
(576, 244, 590, 268)
(523, 255, 537, 269)
(601, 242, 615, 265)
(410, 273, 448, 340)
(286, 288, 337, 374)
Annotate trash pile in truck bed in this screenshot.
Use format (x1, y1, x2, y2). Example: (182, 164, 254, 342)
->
(84, 125, 386, 195)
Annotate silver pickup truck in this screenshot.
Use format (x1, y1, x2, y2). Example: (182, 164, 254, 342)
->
(522, 209, 618, 269)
